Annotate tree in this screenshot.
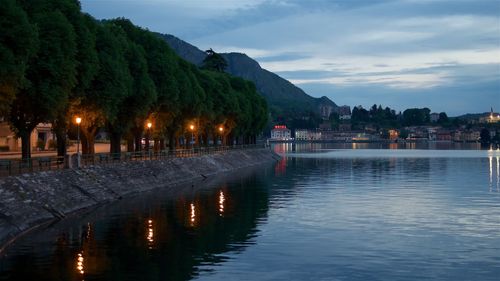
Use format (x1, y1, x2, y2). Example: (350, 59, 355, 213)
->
(438, 112, 449, 125)
(54, 12, 100, 157)
(0, 0, 37, 116)
(480, 128, 491, 144)
(402, 108, 431, 126)
(202, 49, 227, 72)
(112, 18, 179, 151)
(9, 3, 78, 159)
(108, 39, 156, 154)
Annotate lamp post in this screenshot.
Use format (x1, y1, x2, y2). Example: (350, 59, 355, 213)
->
(146, 122, 152, 151)
(76, 117, 82, 168)
(189, 124, 195, 148)
(218, 126, 224, 146)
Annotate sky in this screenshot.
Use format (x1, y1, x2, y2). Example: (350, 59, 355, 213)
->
(80, 0, 500, 116)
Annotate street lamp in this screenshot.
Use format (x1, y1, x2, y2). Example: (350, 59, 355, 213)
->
(189, 124, 195, 148)
(75, 117, 82, 168)
(146, 122, 152, 151)
(218, 126, 224, 146)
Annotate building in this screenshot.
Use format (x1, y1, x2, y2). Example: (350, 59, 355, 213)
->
(0, 122, 55, 152)
(436, 130, 453, 141)
(388, 129, 399, 141)
(295, 129, 321, 141)
(337, 105, 351, 120)
(339, 123, 352, 132)
(270, 125, 291, 140)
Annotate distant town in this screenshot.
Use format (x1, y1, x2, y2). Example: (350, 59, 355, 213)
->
(270, 105, 500, 145)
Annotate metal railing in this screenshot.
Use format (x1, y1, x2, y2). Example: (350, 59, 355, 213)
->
(0, 156, 66, 177)
(0, 144, 265, 177)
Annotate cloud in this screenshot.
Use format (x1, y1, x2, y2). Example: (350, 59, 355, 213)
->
(81, 0, 500, 114)
(290, 72, 451, 89)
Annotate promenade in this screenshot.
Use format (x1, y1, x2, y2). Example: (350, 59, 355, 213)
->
(0, 144, 265, 177)
(0, 143, 121, 159)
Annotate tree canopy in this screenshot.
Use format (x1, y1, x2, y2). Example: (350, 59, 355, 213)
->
(1, 1, 268, 158)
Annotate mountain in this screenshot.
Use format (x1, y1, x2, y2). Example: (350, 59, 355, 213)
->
(158, 33, 337, 119)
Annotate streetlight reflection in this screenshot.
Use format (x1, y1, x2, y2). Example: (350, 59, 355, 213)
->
(76, 252, 84, 275)
(219, 191, 225, 216)
(190, 203, 196, 226)
(147, 219, 154, 249)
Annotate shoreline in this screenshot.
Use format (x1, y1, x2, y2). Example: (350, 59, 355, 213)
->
(0, 149, 280, 252)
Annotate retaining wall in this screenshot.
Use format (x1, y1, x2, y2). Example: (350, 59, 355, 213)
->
(0, 149, 280, 250)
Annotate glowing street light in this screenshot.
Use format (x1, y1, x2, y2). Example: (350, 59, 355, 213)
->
(218, 126, 224, 146)
(189, 124, 195, 148)
(145, 121, 152, 151)
(75, 117, 82, 168)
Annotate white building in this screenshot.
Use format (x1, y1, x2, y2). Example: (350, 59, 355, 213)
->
(270, 125, 291, 140)
(295, 129, 321, 141)
(337, 105, 351, 120)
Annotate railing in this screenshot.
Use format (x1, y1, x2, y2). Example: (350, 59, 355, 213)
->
(0, 144, 266, 177)
(0, 156, 66, 177)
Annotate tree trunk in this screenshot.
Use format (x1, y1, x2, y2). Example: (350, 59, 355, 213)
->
(56, 132, 67, 157)
(202, 131, 208, 147)
(87, 137, 95, 154)
(81, 132, 96, 155)
(81, 136, 89, 155)
(153, 139, 159, 152)
(159, 138, 165, 151)
(127, 137, 134, 152)
(145, 134, 150, 152)
(110, 132, 122, 155)
(134, 133, 142, 152)
(20, 130, 31, 160)
(168, 132, 175, 151)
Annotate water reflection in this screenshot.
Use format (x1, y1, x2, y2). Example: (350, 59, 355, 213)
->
(190, 203, 196, 226)
(76, 252, 84, 275)
(489, 155, 500, 192)
(272, 141, 482, 153)
(2, 149, 499, 281)
(218, 191, 225, 216)
(0, 173, 271, 281)
(146, 219, 154, 248)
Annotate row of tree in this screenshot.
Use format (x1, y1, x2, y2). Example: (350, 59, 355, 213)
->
(350, 105, 451, 130)
(0, 0, 268, 159)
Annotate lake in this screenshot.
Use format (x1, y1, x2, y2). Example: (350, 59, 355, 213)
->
(1, 143, 499, 281)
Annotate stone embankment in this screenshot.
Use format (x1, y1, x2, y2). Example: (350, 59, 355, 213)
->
(0, 149, 280, 250)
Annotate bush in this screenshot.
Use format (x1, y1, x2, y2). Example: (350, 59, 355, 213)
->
(0, 145, 9, 152)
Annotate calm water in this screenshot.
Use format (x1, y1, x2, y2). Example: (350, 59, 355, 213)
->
(1, 143, 500, 281)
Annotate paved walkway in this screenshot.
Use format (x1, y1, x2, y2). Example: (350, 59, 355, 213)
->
(0, 143, 125, 159)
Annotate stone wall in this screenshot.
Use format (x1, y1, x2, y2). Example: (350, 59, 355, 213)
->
(0, 149, 280, 250)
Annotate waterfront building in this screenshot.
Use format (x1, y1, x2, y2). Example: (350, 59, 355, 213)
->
(0, 122, 54, 152)
(295, 129, 321, 141)
(270, 125, 291, 140)
(436, 130, 453, 141)
(388, 129, 399, 141)
(338, 106, 352, 120)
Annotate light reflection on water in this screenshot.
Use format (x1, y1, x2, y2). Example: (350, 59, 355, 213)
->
(1, 144, 500, 281)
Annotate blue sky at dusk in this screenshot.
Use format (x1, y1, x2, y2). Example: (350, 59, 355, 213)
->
(81, 0, 500, 116)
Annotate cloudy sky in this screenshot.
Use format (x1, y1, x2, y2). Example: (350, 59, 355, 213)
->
(81, 0, 499, 116)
